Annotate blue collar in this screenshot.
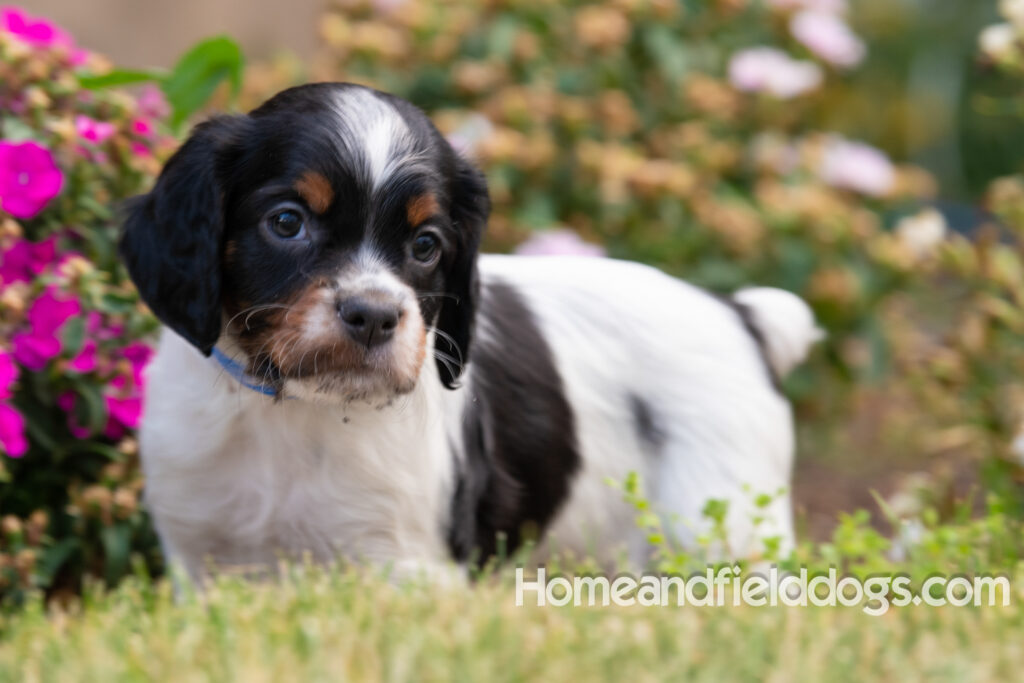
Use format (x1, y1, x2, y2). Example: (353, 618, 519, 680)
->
(211, 347, 281, 398)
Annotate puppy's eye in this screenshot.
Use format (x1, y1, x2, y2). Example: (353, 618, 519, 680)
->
(267, 209, 306, 240)
(411, 231, 441, 263)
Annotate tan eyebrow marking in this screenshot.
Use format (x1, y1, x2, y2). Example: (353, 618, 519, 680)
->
(407, 193, 441, 227)
(294, 171, 334, 214)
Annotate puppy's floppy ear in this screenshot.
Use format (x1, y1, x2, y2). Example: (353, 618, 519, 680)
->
(119, 115, 247, 356)
(436, 154, 489, 389)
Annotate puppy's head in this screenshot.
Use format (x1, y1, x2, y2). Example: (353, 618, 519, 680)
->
(120, 83, 488, 401)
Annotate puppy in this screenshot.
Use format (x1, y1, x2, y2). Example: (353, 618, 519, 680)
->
(119, 83, 822, 581)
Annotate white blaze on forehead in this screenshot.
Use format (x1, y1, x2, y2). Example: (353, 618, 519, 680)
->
(331, 88, 417, 190)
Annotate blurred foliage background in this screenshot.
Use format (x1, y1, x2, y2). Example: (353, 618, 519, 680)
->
(5, 0, 1024, 598)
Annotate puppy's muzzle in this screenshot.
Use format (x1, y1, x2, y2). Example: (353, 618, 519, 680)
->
(336, 296, 402, 349)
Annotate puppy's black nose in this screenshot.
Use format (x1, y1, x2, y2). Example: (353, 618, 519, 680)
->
(337, 299, 401, 348)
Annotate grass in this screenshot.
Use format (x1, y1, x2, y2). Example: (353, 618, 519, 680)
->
(0, 565, 1021, 682)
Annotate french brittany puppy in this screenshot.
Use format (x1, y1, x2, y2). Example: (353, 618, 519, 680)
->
(119, 83, 822, 582)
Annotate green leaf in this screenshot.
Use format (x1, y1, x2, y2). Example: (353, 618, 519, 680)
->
(61, 315, 87, 359)
(77, 68, 165, 90)
(101, 524, 133, 585)
(162, 36, 244, 130)
(72, 382, 109, 435)
(35, 538, 80, 585)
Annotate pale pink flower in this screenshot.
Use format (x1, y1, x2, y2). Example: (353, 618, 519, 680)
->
(136, 85, 170, 121)
(514, 229, 606, 257)
(790, 11, 866, 68)
(728, 47, 824, 99)
(0, 141, 63, 219)
(819, 137, 895, 197)
(0, 402, 27, 457)
(75, 115, 116, 144)
(446, 114, 494, 158)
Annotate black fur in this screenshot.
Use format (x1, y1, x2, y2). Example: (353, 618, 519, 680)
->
(447, 280, 581, 564)
(629, 394, 666, 453)
(119, 83, 486, 388)
(119, 115, 250, 354)
(720, 295, 782, 393)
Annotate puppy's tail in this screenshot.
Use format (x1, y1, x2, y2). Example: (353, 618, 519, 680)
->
(732, 287, 824, 378)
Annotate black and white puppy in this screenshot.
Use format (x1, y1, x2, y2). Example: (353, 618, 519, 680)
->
(120, 82, 822, 581)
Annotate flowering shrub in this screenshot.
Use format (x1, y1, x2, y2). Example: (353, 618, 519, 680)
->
(305, 0, 1024, 514)
(0, 6, 176, 599)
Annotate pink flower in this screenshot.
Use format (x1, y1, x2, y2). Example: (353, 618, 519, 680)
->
(131, 118, 154, 137)
(129, 142, 152, 159)
(67, 339, 97, 373)
(0, 349, 17, 399)
(1, 6, 70, 48)
(0, 236, 56, 284)
(514, 229, 606, 258)
(0, 402, 27, 457)
(75, 115, 116, 145)
(136, 85, 170, 121)
(819, 137, 895, 197)
(121, 342, 153, 386)
(0, 6, 85, 64)
(0, 141, 63, 219)
(790, 10, 866, 68)
(12, 287, 82, 370)
(728, 47, 824, 99)
(105, 375, 142, 430)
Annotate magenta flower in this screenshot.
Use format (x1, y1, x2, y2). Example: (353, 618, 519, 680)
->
(0, 6, 85, 64)
(819, 137, 895, 197)
(105, 375, 142, 431)
(67, 339, 97, 373)
(121, 342, 154, 385)
(0, 402, 27, 457)
(0, 236, 55, 285)
(0, 141, 63, 219)
(790, 10, 866, 68)
(129, 142, 153, 159)
(0, 349, 17, 399)
(131, 118, 154, 137)
(75, 115, 116, 145)
(728, 47, 824, 99)
(1, 6, 71, 48)
(514, 229, 606, 258)
(12, 287, 82, 370)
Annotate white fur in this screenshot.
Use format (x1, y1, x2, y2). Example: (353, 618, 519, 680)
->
(140, 255, 818, 578)
(734, 287, 825, 377)
(330, 89, 421, 191)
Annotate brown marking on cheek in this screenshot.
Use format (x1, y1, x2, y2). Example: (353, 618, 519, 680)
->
(294, 171, 334, 214)
(407, 193, 440, 227)
(224, 239, 238, 264)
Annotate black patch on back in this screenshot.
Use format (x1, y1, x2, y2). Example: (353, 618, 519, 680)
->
(447, 280, 581, 564)
(719, 295, 782, 393)
(629, 394, 666, 453)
